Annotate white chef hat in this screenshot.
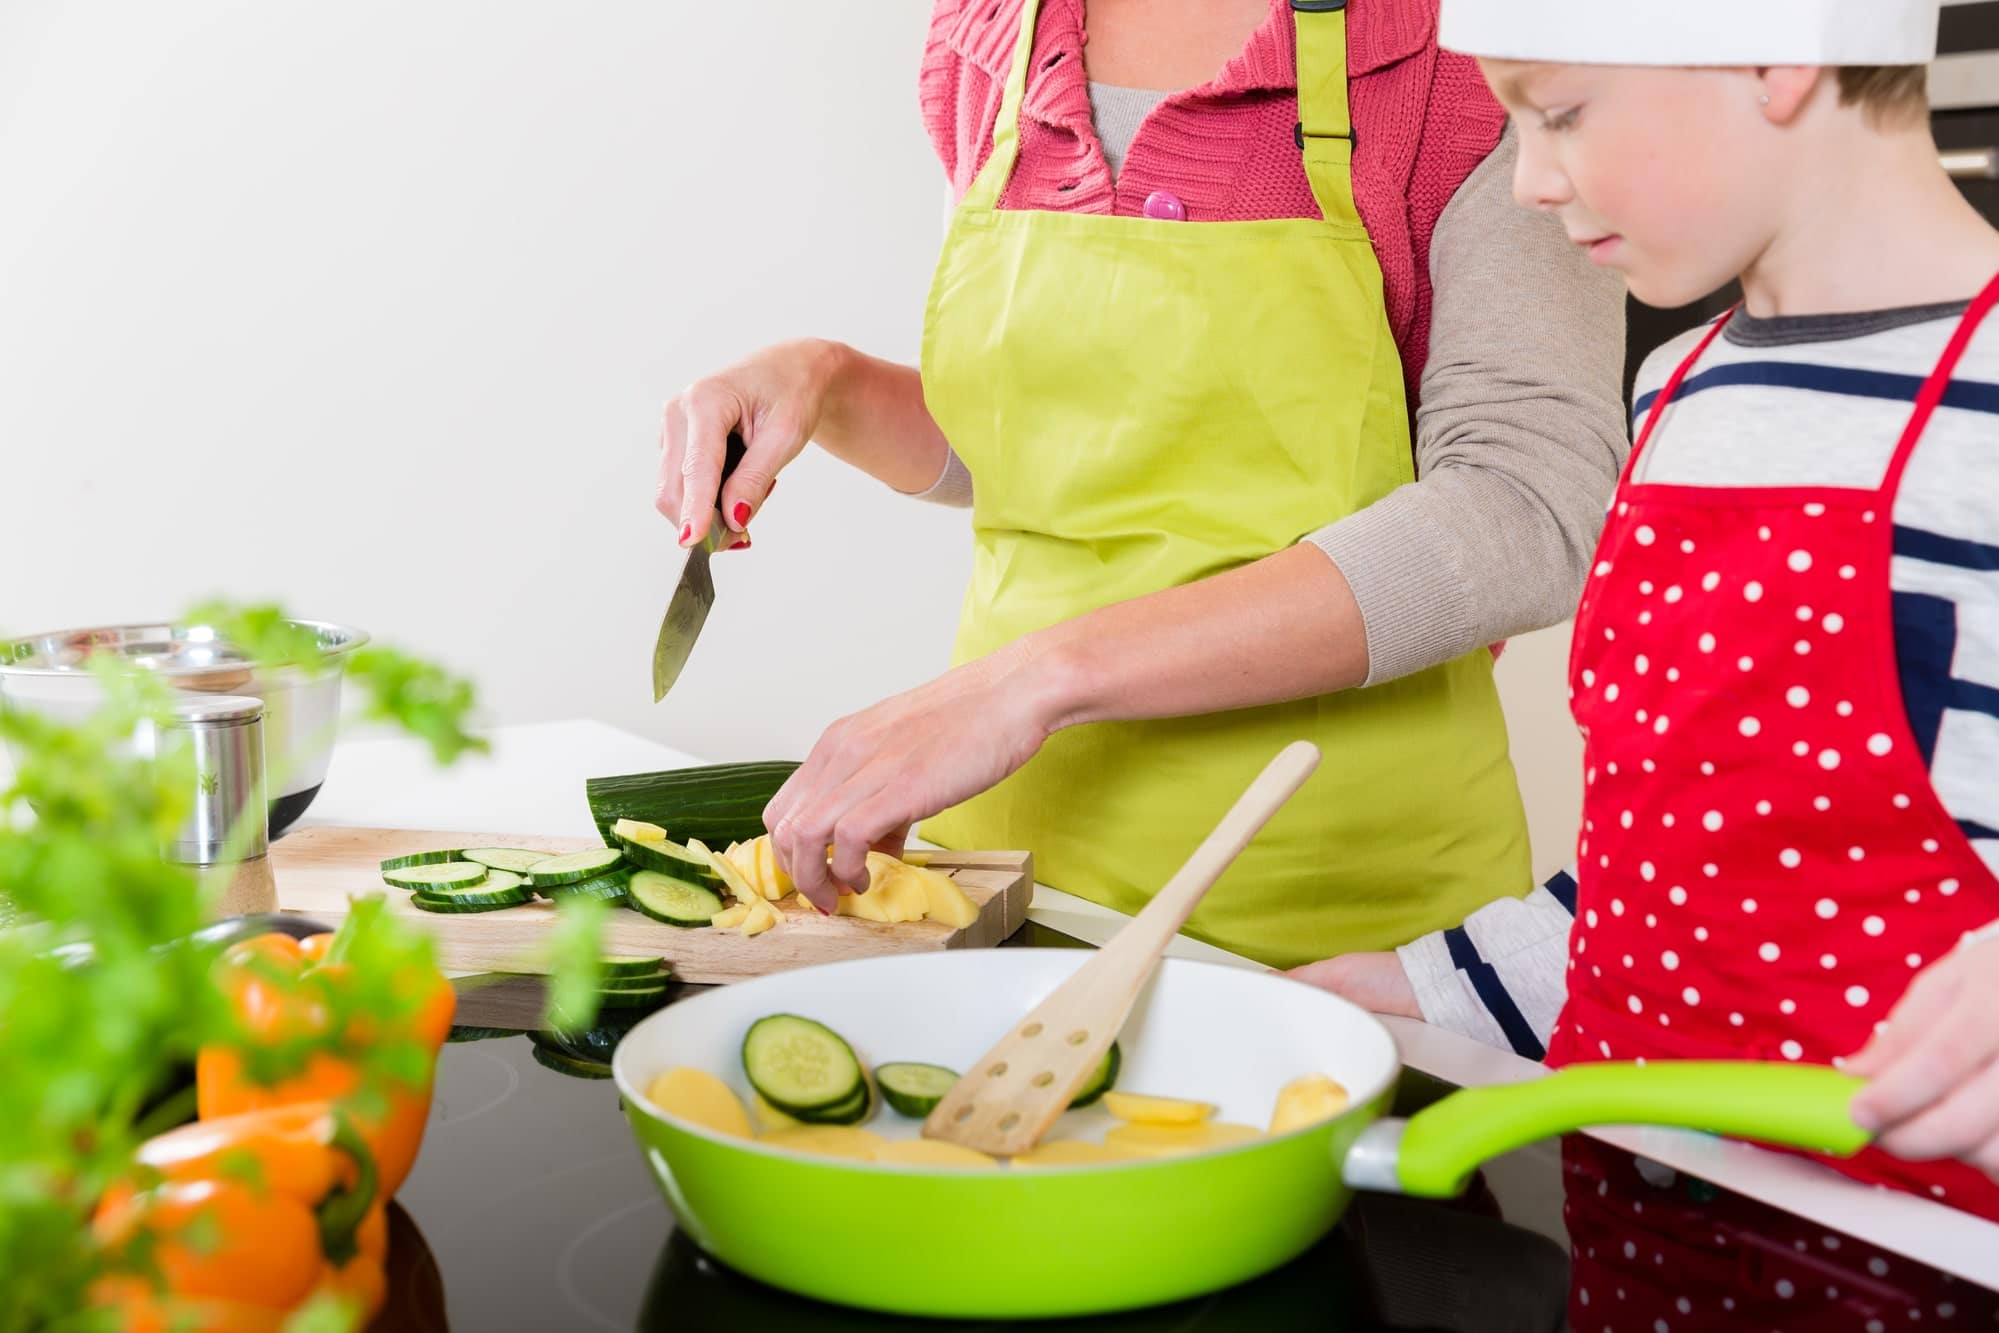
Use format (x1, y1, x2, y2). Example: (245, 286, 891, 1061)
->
(1439, 0, 1939, 67)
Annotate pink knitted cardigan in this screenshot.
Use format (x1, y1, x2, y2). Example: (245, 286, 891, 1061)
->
(920, 0, 1506, 403)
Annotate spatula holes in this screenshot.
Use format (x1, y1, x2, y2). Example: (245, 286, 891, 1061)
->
(1031, 1071, 1055, 1088)
(954, 1105, 975, 1124)
(987, 1061, 1009, 1078)
(998, 1113, 1021, 1132)
(1066, 1030, 1089, 1046)
(1021, 1023, 1043, 1038)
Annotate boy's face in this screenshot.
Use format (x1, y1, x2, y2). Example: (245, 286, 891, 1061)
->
(1479, 60, 1783, 308)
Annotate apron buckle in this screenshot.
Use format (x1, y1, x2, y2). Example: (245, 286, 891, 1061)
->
(1295, 121, 1356, 149)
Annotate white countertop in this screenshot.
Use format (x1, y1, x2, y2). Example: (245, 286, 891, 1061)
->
(304, 718, 1999, 1286)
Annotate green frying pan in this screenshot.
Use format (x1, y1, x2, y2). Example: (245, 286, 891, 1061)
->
(612, 949, 1867, 1320)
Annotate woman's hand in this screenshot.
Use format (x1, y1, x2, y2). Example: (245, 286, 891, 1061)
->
(764, 642, 1071, 912)
(657, 339, 847, 550)
(1286, 952, 1422, 1020)
(1846, 934, 1999, 1178)
(657, 341, 951, 549)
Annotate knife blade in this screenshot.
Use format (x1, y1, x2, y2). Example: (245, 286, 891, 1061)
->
(652, 431, 746, 702)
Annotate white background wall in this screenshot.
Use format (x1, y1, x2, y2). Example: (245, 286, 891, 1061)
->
(0, 0, 1580, 876)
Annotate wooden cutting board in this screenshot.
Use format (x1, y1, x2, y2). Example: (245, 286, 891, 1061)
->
(271, 826, 1033, 983)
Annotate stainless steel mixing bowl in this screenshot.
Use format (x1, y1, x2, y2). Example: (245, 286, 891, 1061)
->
(0, 619, 369, 837)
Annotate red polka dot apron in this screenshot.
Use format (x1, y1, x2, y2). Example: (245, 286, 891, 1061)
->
(1560, 1134, 1999, 1332)
(1548, 273, 1999, 1220)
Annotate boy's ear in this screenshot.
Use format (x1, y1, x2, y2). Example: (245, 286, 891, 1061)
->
(1756, 66, 1827, 124)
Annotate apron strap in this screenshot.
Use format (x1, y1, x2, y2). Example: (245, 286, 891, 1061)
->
(1292, 0, 1359, 226)
(1878, 269, 1999, 500)
(960, 0, 1044, 214)
(1625, 308, 1735, 476)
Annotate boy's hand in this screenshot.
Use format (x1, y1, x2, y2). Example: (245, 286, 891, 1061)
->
(1845, 933, 1999, 1177)
(1287, 952, 1422, 1019)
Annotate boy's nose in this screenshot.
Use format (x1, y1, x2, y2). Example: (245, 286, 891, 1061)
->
(1511, 132, 1573, 213)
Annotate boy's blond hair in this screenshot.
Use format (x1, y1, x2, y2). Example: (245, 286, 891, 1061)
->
(1837, 66, 1930, 126)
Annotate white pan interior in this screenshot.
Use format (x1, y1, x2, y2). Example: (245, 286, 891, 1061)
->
(614, 949, 1402, 1148)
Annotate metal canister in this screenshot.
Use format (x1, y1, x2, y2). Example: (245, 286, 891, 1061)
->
(160, 693, 276, 918)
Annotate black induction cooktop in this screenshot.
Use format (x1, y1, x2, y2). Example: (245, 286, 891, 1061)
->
(373, 954, 1999, 1333)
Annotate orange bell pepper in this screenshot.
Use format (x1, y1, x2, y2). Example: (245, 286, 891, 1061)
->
(197, 921, 455, 1198)
(92, 1103, 387, 1325)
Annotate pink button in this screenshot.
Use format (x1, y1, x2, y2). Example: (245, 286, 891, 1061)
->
(1142, 190, 1187, 221)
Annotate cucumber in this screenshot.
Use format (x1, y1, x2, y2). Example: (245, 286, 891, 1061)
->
(876, 1062, 959, 1118)
(627, 870, 724, 927)
(599, 972, 675, 993)
(380, 849, 464, 872)
(742, 1014, 864, 1115)
(601, 955, 668, 978)
(791, 1079, 873, 1126)
(598, 983, 672, 1009)
(462, 847, 553, 874)
(525, 848, 628, 887)
(1070, 1041, 1122, 1109)
(541, 872, 631, 904)
(586, 761, 801, 849)
(611, 818, 669, 843)
(383, 861, 488, 891)
(530, 1045, 614, 1080)
(411, 890, 523, 914)
(616, 835, 725, 887)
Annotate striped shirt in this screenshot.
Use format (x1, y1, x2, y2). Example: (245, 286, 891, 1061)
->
(1400, 300, 1999, 1058)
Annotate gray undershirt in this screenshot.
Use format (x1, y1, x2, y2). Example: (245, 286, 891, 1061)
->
(1087, 82, 1167, 179)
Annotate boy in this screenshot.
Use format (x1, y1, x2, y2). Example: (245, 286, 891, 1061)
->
(1297, 0, 1999, 1210)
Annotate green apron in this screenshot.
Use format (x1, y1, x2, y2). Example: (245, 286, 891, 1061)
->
(918, 0, 1528, 968)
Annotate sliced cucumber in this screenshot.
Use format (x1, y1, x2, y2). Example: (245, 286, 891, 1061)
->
(616, 835, 724, 886)
(611, 818, 669, 843)
(601, 955, 669, 978)
(791, 1079, 873, 1126)
(383, 861, 489, 891)
(599, 971, 675, 993)
(526, 848, 629, 886)
(627, 870, 723, 927)
(875, 1062, 959, 1119)
(1070, 1041, 1122, 1109)
(542, 872, 630, 904)
(742, 1015, 865, 1116)
(380, 848, 464, 872)
(462, 847, 553, 874)
(598, 984, 672, 1009)
(530, 1045, 614, 1080)
(415, 887, 531, 909)
(411, 891, 521, 914)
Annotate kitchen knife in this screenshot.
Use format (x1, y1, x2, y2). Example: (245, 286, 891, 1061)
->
(651, 431, 746, 702)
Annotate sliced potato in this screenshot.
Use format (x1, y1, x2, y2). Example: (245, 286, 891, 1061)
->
(759, 1126, 886, 1160)
(1008, 1139, 1143, 1169)
(710, 903, 752, 930)
(903, 862, 979, 928)
(691, 836, 760, 907)
(755, 835, 794, 899)
(740, 896, 782, 937)
(753, 1093, 803, 1133)
(1103, 1122, 1262, 1159)
(1102, 1092, 1217, 1126)
(1269, 1074, 1350, 1134)
(613, 818, 669, 843)
(646, 1068, 752, 1138)
(870, 1139, 998, 1169)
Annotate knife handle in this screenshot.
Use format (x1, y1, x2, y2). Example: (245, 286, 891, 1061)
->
(720, 431, 746, 494)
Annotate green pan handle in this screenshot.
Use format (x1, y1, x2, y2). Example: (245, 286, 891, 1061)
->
(1386, 1061, 1869, 1199)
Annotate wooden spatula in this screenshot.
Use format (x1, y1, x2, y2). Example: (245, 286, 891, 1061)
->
(922, 740, 1322, 1157)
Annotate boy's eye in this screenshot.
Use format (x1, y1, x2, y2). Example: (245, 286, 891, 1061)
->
(1541, 107, 1581, 133)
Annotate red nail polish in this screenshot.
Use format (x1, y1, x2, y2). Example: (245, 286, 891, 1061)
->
(728, 535, 752, 551)
(679, 523, 692, 545)
(732, 501, 752, 527)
